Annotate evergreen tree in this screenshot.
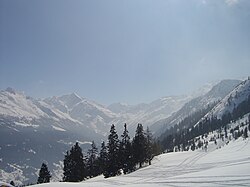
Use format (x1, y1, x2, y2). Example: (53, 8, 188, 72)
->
(86, 141, 99, 178)
(119, 124, 134, 174)
(37, 163, 51, 184)
(99, 141, 108, 175)
(132, 124, 146, 168)
(224, 126, 228, 139)
(62, 151, 71, 181)
(63, 142, 86, 182)
(243, 127, 248, 139)
(145, 127, 153, 165)
(104, 124, 120, 178)
(191, 140, 196, 151)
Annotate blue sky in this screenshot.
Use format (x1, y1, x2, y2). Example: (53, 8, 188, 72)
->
(0, 0, 250, 105)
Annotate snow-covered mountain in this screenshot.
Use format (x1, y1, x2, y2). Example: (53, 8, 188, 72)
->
(44, 93, 117, 135)
(198, 78, 250, 122)
(152, 79, 242, 135)
(109, 95, 192, 135)
(44, 93, 194, 136)
(0, 78, 244, 184)
(0, 89, 103, 185)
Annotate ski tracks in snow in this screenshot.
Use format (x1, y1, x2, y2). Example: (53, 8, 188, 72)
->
(80, 139, 250, 187)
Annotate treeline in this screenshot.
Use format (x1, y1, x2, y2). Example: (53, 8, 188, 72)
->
(36, 124, 161, 184)
(160, 94, 250, 152)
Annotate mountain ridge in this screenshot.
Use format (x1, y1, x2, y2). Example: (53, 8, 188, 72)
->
(151, 79, 242, 136)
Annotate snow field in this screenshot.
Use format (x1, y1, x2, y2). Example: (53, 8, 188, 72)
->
(33, 136, 250, 187)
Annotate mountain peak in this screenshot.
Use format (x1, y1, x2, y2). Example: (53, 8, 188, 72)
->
(70, 92, 82, 100)
(57, 93, 83, 109)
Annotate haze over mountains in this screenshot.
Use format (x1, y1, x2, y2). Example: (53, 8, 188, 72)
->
(0, 78, 246, 184)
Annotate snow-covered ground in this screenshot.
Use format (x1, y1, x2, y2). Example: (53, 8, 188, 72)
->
(33, 137, 250, 187)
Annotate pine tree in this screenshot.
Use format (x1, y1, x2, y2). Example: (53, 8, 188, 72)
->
(62, 151, 71, 181)
(99, 141, 108, 175)
(224, 126, 228, 139)
(37, 163, 51, 184)
(63, 142, 86, 182)
(191, 140, 196, 151)
(132, 124, 146, 168)
(86, 141, 99, 178)
(104, 124, 120, 178)
(119, 124, 134, 174)
(243, 127, 248, 139)
(145, 127, 153, 165)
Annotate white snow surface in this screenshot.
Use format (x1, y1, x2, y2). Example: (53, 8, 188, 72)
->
(33, 137, 250, 187)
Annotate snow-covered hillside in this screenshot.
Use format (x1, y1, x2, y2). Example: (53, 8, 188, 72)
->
(152, 79, 241, 135)
(0, 88, 46, 119)
(33, 134, 250, 187)
(205, 78, 250, 119)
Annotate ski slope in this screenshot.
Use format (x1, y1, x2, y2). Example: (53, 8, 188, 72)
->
(34, 137, 250, 187)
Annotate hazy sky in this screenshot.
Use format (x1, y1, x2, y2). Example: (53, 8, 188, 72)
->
(0, 0, 250, 105)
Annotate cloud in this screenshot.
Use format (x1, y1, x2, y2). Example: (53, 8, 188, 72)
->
(225, 0, 239, 6)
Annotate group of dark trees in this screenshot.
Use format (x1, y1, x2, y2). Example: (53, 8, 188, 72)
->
(160, 95, 250, 152)
(62, 124, 161, 182)
(35, 124, 161, 184)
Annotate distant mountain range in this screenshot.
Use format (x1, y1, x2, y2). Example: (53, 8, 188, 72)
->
(0, 78, 245, 185)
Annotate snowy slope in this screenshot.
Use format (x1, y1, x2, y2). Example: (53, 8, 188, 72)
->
(152, 79, 241, 136)
(205, 78, 250, 119)
(32, 135, 250, 187)
(0, 88, 46, 119)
